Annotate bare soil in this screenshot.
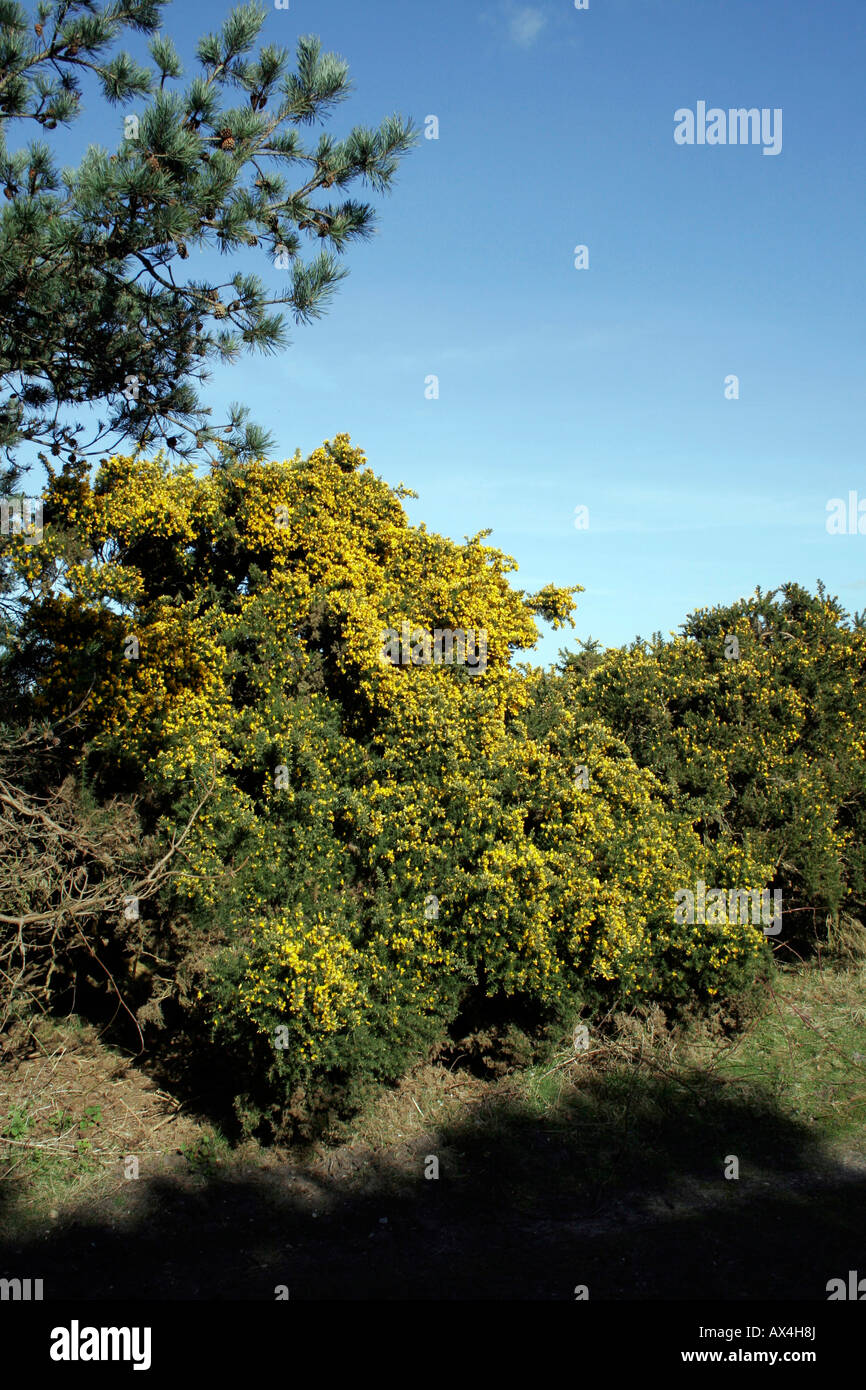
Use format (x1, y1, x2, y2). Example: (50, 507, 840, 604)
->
(2, 1015, 865, 1300)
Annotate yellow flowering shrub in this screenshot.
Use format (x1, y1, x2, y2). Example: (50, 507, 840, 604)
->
(4, 437, 790, 1133)
(565, 583, 866, 950)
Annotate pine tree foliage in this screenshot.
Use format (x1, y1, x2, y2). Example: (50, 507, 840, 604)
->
(0, 0, 416, 483)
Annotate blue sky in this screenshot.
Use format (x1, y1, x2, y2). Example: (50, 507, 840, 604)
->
(21, 0, 866, 663)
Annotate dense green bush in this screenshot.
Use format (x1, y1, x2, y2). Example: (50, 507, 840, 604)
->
(562, 583, 866, 951)
(7, 444, 860, 1133)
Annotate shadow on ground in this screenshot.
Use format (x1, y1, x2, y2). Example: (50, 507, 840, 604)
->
(1, 1064, 863, 1299)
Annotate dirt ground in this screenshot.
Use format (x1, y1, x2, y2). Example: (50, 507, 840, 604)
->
(2, 1014, 865, 1300)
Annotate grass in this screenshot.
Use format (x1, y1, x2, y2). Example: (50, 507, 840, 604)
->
(297, 951, 866, 1229)
(1, 953, 865, 1301)
(0, 1013, 203, 1229)
(0, 1096, 103, 1198)
(180, 1129, 231, 1178)
(690, 958, 866, 1146)
(2, 954, 864, 1233)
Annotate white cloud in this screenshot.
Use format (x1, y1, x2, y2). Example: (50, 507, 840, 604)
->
(508, 6, 547, 47)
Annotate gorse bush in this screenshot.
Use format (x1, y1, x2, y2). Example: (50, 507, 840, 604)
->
(5, 440, 863, 1132)
(563, 584, 866, 951)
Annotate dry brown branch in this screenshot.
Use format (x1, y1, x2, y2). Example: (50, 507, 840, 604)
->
(0, 715, 216, 1028)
